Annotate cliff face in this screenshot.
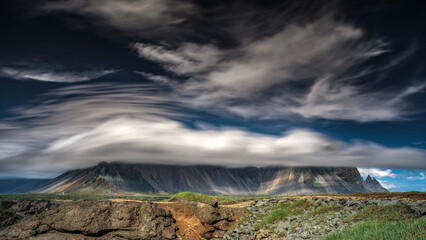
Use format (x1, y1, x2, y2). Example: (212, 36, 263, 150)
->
(363, 175, 388, 192)
(33, 162, 384, 195)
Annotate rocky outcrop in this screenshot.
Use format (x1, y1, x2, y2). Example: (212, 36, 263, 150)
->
(33, 162, 382, 195)
(0, 199, 246, 240)
(159, 199, 246, 240)
(363, 175, 388, 192)
(0, 200, 62, 229)
(0, 200, 178, 240)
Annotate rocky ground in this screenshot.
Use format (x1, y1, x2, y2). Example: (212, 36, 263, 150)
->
(224, 196, 426, 240)
(0, 193, 425, 239)
(0, 198, 244, 240)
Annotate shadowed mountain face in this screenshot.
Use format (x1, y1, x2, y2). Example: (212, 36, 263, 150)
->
(32, 162, 387, 195)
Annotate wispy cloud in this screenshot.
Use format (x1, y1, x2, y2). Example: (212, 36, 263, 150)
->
(0, 67, 116, 82)
(130, 16, 424, 122)
(42, 0, 194, 37)
(407, 172, 426, 180)
(1, 83, 425, 177)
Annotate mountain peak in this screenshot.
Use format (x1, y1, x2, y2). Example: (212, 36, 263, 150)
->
(363, 175, 387, 192)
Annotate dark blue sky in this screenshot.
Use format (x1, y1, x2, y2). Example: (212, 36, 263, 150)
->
(0, 0, 425, 190)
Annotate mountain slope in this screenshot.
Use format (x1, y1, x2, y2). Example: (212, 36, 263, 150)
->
(33, 162, 384, 195)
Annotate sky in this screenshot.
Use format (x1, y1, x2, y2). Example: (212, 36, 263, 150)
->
(0, 0, 425, 191)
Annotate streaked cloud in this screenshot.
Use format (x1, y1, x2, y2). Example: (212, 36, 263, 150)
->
(42, 0, 194, 36)
(1, 83, 425, 177)
(0, 67, 116, 82)
(130, 16, 424, 122)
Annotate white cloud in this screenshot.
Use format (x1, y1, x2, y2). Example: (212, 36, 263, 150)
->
(0, 67, 115, 82)
(377, 180, 397, 189)
(357, 168, 396, 178)
(42, 0, 194, 36)
(407, 172, 426, 180)
(1, 83, 426, 177)
(132, 43, 223, 75)
(131, 16, 424, 122)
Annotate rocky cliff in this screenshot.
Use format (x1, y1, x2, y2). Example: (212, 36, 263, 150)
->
(32, 162, 383, 195)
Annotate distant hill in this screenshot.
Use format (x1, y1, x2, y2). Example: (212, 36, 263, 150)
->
(26, 162, 387, 195)
(0, 178, 50, 193)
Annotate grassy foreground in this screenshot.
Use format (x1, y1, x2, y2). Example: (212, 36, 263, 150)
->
(325, 219, 426, 240)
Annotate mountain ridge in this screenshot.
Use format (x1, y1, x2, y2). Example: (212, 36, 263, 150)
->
(30, 162, 387, 195)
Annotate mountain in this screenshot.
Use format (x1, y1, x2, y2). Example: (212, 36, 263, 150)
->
(31, 162, 386, 195)
(363, 175, 388, 192)
(0, 178, 50, 193)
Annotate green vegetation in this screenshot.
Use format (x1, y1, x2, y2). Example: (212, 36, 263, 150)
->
(324, 219, 426, 240)
(254, 199, 316, 229)
(308, 205, 343, 217)
(169, 192, 226, 204)
(169, 191, 273, 205)
(327, 204, 422, 240)
(344, 204, 414, 223)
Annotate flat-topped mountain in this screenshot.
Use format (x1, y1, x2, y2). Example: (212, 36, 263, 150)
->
(31, 162, 387, 195)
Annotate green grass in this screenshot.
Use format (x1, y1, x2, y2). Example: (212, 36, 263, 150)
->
(168, 191, 274, 205)
(344, 204, 414, 223)
(254, 199, 316, 229)
(308, 205, 343, 217)
(324, 219, 426, 240)
(169, 192, 227, 204)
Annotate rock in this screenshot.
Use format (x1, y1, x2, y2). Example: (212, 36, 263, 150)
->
(213, 220, 231, 230)
(254, 229, 271, 239)
(210, 199, 219, 208)
(200, 206, 222, 225)
(0, 200, 178, 240)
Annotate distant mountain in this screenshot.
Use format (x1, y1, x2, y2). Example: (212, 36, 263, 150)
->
(30, 162, 386, 195)
(0, 178, 50, 194)
(363, 175, 388, 192)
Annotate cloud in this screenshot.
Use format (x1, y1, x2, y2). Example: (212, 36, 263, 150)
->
(357, 168, 397, 178)
(1, 83, 426, 177)
(0, 67, 115, 82)
(42, 0, 194, 36)
(407, 172, 426, 180)
(377, 180, 397, 189)
(132, 43, 223, 75)
(131, 16, 424, 122)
